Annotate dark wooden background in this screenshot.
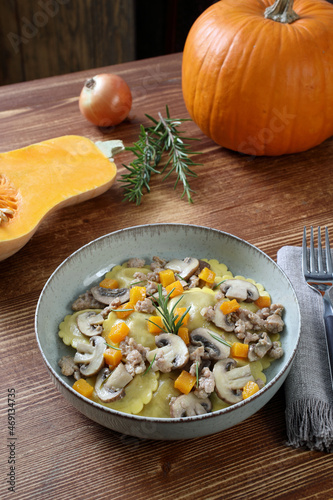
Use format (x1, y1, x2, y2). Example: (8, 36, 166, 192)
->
(0, 0, 217, 86)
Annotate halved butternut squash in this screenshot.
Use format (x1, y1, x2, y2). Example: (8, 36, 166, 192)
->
(0, 135, 121, 261)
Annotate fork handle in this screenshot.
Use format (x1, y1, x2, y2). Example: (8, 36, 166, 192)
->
(324, 315, 333, 384)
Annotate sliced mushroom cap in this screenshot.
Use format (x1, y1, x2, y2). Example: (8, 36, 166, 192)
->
(77, 311, 104, 337)
(74, 336, 106, 377)
(170, 392, 212, 418)
(220, 279, 260, 302)
(165, 257, 199, 281)
(94, 369, 124, 403)
(190, 328, 230, 360)
(211, 303, 235, 332)
(90, 286, 130, 305)
(95, 363, 133, 403)
(197, 259, 211, 273)
(146, 333, 189, 372)
(213, 358, 254, 404)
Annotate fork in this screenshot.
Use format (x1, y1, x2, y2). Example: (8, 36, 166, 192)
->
(302, 226, 333, 388)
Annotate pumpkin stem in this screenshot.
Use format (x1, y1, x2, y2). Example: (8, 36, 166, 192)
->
(264, 0, 300, 24)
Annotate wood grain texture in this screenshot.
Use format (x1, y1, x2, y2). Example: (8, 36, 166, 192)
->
(0, 0, 135, 85)
(1, 53, 333, 500)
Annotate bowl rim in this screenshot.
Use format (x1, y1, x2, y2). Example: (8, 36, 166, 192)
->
(35, 223, 301, 424)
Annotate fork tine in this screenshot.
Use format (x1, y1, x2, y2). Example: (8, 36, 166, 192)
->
(317, 226, 324, 273)
(325, 226, 333, 274)
(310, 226, 316, 273)
(302, 226, 308, 273)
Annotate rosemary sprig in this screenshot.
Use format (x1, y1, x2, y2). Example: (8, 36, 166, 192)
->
(147, 284, 190, 335)
(154, 110, 199, 202)
(120, 125, 161, 205)
(121, 106, 201, 205)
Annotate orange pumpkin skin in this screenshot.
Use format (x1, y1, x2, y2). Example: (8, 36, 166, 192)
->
(182, 0, 333, 156)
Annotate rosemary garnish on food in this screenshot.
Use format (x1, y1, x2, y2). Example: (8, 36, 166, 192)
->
(144, 353, 157, 375)
(147, 284, 190, 335)
(209, 332, 232, 348)
(104, 342, 121, 351)
(121, 106, 201, 205)
(195, 361, 199, 388)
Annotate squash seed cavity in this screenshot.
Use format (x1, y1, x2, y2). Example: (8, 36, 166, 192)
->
(0, 174, 18, 223)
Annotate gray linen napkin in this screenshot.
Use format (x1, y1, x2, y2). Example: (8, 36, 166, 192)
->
(277, 246, 333, 452)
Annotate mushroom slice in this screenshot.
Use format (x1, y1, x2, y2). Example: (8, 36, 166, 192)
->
(90, 286, 130, 305)
(146, 333, 189, 372)
(77, 311, 104, 337)
(190, 328, 230, 360)
(213, 358, 254, 404)
(74, 336, 106, 377)
(220, 279, 260, 302)
(95, 364, 133, 403)
(211, 303, 235, 332)
(170, 393, 212, 418)
(165, 257, 199, 281)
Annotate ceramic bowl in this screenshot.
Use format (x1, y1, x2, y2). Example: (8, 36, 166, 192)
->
(35, 224, 300, 440)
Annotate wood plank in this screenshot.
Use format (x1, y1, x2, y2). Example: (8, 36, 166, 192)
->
(0, 0, 24, 85)
(91, 0, 135, 66)
(0, 0, 135, 84)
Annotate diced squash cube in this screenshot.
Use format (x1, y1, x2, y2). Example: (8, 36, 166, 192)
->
(242, 380, 260, 399)
(220, 299, 240, 315)
(178, 327, 190, 345)
(148, 315, 165, 334)
(104, 348, 122, 369)
(175, 307, 190, 326)
(174, 370, 197, 394)
(130, 286, 146, 305)
(107, 321, 130, 343)
(230, 342, 249, 359)
(99, 278, 119, 289)
(165, 280, 184, 298)
(255, 295, 271, 309)
(159, 269, 175, 287)
(115, 302, 134, 319)
(72, 378, 94, 398)
(198, 267, 216, 284)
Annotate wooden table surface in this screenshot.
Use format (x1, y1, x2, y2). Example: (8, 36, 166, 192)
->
(1, 52, 333, 500)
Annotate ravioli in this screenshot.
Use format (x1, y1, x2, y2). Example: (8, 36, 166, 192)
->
(104, 265, 150, 288)
(92, 370, 159, 414)
(138, 372, 179, 418)
(58, 256, 285, 419)
(58, 310, 97, 348)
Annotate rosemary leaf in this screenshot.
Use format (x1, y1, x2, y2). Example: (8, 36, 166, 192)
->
(104, 342, 121, 351)
(209, 332, 232, 348)
(144, 353, 157, 375)
(121, 106, 201, 205)
(148, 284, 188, 335)
(196, 361, 199, 388)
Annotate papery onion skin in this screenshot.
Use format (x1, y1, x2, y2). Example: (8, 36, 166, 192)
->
(79, 73, 132, 127)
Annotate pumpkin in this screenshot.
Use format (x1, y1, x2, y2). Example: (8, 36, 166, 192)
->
(0, 135, 120, 261)
(182, 0, 333, 156)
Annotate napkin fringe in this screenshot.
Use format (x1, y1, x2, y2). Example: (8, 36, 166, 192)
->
(286, 399, 333, 453)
